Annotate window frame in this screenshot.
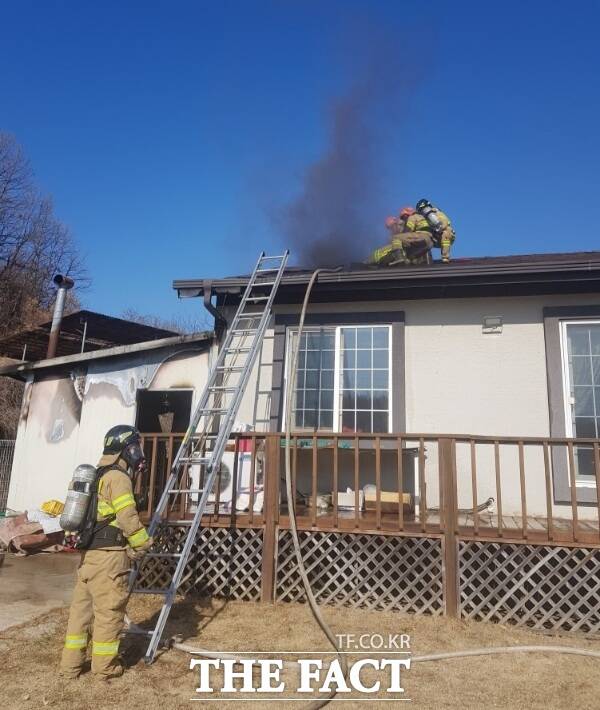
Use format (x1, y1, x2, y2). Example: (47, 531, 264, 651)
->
(283, 324, 394, 434)
(544, 305, 600, 505)
(559, 319, 600, 487)
(270, 310, 405, 434)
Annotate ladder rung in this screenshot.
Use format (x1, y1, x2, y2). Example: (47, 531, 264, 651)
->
(252, 281, 275, 286)
(226, 347, 251, 353)
(199, 407, 230, 414)
(230, 329, 257, 335)
(209, 385, 238, 391)
(216, 365, 244, 371)
(145, 552, 182, 558)
(245, 296, 269, 302)
(259, 254, 287, 260)
(133, 588, 172, 595)
(169, 489, 204, 494)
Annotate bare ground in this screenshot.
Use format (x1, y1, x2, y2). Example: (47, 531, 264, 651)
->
(1, 595, 600, 709)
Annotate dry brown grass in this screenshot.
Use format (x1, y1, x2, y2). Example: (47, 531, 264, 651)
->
(1, 596, 600, 709)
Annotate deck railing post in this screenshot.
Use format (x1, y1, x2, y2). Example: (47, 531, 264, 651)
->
(261, 434, 280, 602)
(440, 437, 459, 618)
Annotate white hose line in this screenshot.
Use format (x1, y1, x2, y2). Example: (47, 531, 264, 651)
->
(283, 267, 347, 710)
(172, 641, 600, 664)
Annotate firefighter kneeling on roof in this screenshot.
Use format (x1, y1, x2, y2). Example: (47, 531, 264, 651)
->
(59, 425, 153, 679)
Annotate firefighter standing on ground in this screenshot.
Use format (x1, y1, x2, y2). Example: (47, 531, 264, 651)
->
(60, 426, 153, 679)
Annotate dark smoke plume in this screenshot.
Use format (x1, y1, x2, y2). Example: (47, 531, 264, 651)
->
(275, 32, 417, 268)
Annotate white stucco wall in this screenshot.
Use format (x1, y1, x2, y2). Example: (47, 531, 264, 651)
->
(8, 291, 600, 518)
(7, 344, 211, 512)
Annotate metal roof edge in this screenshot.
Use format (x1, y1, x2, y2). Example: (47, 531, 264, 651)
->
(172, 252, 600, 295)
(0, 331, 215, 378)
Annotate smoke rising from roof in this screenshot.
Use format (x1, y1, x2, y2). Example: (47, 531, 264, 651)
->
(275, 33, 417, 268)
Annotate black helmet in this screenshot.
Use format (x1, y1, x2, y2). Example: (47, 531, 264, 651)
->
(416, 198, 432, 212)
(103, 425, 146, 472)
(103, 425, 140, 454)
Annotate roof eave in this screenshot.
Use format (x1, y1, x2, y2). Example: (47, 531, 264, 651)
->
(0, 331, 214, 380)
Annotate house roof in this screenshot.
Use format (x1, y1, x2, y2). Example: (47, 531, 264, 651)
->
(0, 331, 214, 379)
(0, 309, 179, 362)
(173, 251, 600, 304)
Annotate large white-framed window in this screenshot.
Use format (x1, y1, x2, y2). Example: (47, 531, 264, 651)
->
(284, 324, 393, 433)
(559, 319, 600, 485)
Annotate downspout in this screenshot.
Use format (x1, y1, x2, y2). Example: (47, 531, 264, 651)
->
(202, 279, 227, 331)
(47, 274, 74, 359)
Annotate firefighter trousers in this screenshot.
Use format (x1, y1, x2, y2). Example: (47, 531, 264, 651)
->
(60, 548, 130, 677)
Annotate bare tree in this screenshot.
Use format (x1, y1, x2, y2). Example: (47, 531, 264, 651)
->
(121, 308, 211, 335)
(0, 132, 88, 437)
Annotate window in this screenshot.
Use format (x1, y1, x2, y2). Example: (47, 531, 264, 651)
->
(287, 325, 392, 433)
(560, 321, 600, 481)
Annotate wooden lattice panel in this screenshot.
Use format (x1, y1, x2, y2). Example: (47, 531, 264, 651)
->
(459, 540, 600, 633)
(276, 531, 444, 615)
(137, 525, 263, 600)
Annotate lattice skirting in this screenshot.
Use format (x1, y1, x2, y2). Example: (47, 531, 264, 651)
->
(459, 540, 600, 633)
(136, 525, 263, 600)
(276, 531, 444, 615)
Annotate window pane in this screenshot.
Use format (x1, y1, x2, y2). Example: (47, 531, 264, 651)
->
(321, 350, 335, 370)
(357, 329, 371, 348)
(321, 370, 334, 389)
(356, 411, 371, 432)
(304, 410, 317, 429)
(341, 328, 356, 349)
(320, 390, 334, 409)
(342, 350, 355, 368)
(373, 350, 388, 368)
(357, 350, 372, 369)
(320, 332, 335, 349)
(373, 412, 388, 433)
(592, 328, 600, 356)
(373, 328, 389, 348)
(306, 332, 322, 349)
(575, 417, 596, 438)
(342, 390, 355, 409)
(593, 357, 600, 385)
(372, 390, 389, 410)
(320, 410, 333, 429)
(298, 350, 306, 369)
(294, 391, 304, 410)
(305, 390, 318, 411)
(373, 370, 389, 389)
(306, 350, 320, 368)
(575, 447, 595, 477)
(342, 370, 355, 389)
(356, 370, 371, 389)
(356, 391, 372, 410)
(574, 387, 594, 416)
(572, 358, 592, 385)
(305, 371, 319, 389)
(569, 326, 591, 356)
(342, 410, 355, 432)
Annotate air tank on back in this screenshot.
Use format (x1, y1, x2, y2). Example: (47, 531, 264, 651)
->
(59, 464, 97, 531)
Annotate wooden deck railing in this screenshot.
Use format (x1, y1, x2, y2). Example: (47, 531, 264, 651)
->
(138, 431, 600, 546)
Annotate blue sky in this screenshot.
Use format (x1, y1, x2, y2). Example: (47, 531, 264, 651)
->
(1, 1, 599, 320)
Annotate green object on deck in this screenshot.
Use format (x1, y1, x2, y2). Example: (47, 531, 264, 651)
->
(280, 437, 355, 449)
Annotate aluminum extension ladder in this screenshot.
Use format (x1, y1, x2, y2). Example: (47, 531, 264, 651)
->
(129, 250, 289, 663)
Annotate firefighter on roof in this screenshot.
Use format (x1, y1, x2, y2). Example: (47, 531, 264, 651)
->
(59, 425, 153, 679)
(415, 198, 455, 262)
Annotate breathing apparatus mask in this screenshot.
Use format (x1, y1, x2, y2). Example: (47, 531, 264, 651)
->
(121, 439, 146, 476)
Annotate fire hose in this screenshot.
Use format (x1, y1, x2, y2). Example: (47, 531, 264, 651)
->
(126, 267, 600, 706)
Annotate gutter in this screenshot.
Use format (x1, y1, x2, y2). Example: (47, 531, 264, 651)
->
(172, 254, 600, 298)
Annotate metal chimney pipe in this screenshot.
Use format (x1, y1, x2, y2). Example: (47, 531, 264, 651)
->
(47, 274, 74, 359)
